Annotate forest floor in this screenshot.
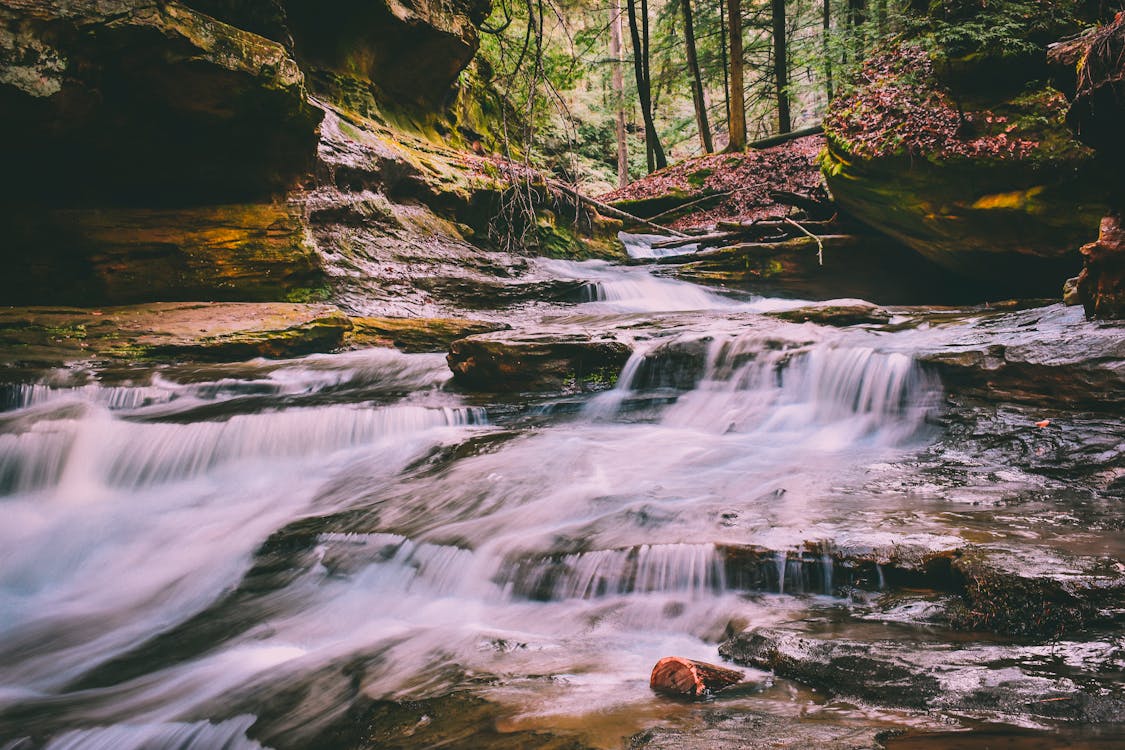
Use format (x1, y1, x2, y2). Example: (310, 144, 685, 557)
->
(597, 134, 827, 230)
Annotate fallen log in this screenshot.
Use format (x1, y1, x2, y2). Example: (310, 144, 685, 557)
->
(769, 189, 836, 221)
(650, 656, 744, 698)
(545, 179, 689, 238)
(747, 125, 823, 150)
(652, 231, 740, 250)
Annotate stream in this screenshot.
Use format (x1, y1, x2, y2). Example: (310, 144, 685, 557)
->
(0, 259, 1122, 749)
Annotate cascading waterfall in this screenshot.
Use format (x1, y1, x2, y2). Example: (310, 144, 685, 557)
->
(0, 265, 971, 749)
(0, 403, 485, 494)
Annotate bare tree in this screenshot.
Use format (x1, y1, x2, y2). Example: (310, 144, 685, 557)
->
(626, 0, 668, 170)
(726, 0, 746, 150)
(823, 0, 833, 101)
(611, 0, 628, 187)
(772, 0, 791, 133)
(681, 0, 713, 152)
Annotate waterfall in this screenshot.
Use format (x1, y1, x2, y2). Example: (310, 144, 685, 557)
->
(500, 543, 727, 601)
(37, 716, 267, 750)
(0, 404, 486, 495)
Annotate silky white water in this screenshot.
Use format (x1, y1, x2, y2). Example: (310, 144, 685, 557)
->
(0, 263, 1051, 749)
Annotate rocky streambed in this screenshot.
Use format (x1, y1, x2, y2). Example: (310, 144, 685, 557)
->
(0, 258, 1122, 750)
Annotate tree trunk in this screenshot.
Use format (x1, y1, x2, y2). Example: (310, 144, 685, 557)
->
(627, 0, 667, 171)
(725, 0, 746, 151)
(772, 0, 791, 133)
(650, 656, 744, 697)
(823, 0, 833, 101)
(719, 0, 730, 125)
(847, 0, 866, 56)
(611, 0, 628, 188)
(681, 0, 713, 153)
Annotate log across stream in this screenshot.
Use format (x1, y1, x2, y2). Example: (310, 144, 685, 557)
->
(0, 259, 1121, 749)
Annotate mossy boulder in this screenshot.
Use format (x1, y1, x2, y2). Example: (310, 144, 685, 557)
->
(822, 32, 1108, 285)
(347, 316, 509, 353)
(0, 0, 322, 205)
(447, 331, 632, 393)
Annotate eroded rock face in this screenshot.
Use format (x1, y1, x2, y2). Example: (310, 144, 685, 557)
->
(0, 0, 328, 304)
(180, 0, 492, 111)
(0, 0, 321, 205)
(0, 303, 351, 365)
(821, 4, 1109, 287)
(1, 203, 323, 305)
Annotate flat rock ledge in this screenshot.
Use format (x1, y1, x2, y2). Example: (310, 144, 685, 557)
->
(0, 302, 352, 365)
(720, 627, 1125, 724)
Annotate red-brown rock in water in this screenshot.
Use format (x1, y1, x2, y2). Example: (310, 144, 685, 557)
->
(649, 656, 743, 698)
(1065, 12, 1125, 319)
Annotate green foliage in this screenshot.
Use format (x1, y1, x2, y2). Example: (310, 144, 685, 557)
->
(917, 1, 1085, 62)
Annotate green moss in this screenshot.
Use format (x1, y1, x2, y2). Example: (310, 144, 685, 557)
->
(687, 168, 714, 188)
(285, 285, 332, 303)
(42, 324, 87, 340)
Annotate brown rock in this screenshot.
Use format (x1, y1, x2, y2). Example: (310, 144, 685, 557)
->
(649, 656, 743, 698)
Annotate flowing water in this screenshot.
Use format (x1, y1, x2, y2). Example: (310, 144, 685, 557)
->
(0, 261, 1121, 749)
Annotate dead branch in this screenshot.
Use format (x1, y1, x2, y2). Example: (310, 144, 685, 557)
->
(784, 217, 825, 265)
(545, 179, 689, 237)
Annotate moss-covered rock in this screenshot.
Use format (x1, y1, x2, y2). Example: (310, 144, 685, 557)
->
(1, 203, 323, 305)
(0, 0, 322, 205)
(822, 2, 1119, 287)
(0, 302, 351, 365)
(447, 331, 632, 393)
(347, 316, 509, 352)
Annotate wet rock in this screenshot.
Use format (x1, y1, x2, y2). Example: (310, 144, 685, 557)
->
(948, 546, 1125, 636)
(629, 708, 884, 750)
(649, 657, 743, 698)
(720, 627, 1125, 722)
(0, 302, 350, 365)
(768, 300, 892, 326)
(347, 316, 509, 353)
(447, 331, 632, 393)
(916, 305, 1125, 409)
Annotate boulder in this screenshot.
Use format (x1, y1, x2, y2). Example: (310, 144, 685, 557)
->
(347, 316, 509, 353)
(768, 300, 891, 326)
(0, 0, 322, 205)
(447, 331, 632, 393)
(821, 4, 1110, 288)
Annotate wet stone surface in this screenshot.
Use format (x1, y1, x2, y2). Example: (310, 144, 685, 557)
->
(0, 260, 1122, 749)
